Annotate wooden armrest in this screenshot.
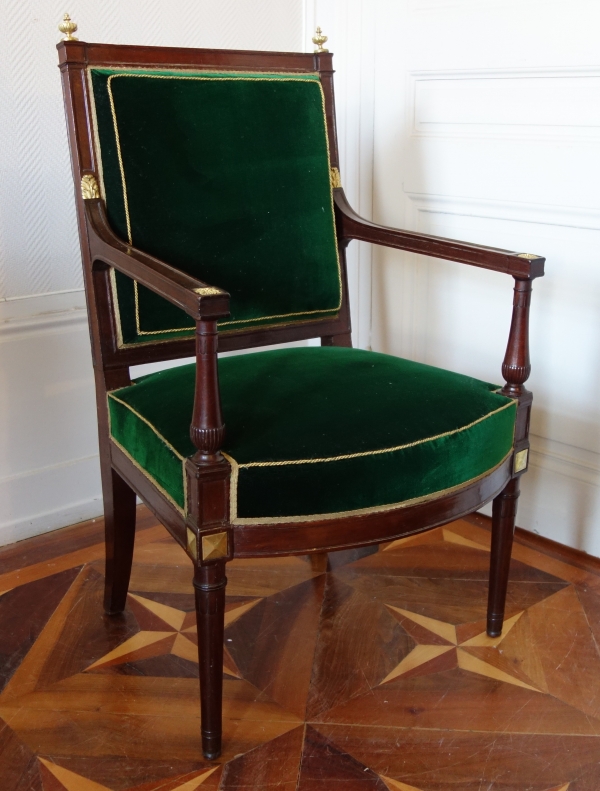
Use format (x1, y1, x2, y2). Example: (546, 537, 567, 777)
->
(334, 190, 545, 280)
(85, 199, 230, 320)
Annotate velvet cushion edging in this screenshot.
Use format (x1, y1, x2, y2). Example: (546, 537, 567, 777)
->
(107, 347, 516, 520)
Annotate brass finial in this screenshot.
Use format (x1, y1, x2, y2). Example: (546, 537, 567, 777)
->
(59, 13, 78, 41)
(312, 27, 329, 53)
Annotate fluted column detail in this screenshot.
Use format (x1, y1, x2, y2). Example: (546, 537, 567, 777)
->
(501, 278, 532, 398)
(190, 320, 225, 463)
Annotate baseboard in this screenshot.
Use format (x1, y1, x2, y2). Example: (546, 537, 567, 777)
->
(476, 433, 600, 558)
(465, 511, 600, 576)
(0, 290, 87, 335)
(0, 454, 103, 547)
(0, 498, 105, 548)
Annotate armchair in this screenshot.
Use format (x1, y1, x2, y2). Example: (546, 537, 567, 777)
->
(58, 37, 544, 761)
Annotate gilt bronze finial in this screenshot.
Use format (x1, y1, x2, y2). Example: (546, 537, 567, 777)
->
(59, 13, 78, 41)
(312, 27, 329, 53)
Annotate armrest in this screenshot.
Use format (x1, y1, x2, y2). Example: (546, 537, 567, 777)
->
(334, 190, 545, 280)
(85, 199, 230, 320)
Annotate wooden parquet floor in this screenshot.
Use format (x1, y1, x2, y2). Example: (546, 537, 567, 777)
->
(1, 508, 600, 790)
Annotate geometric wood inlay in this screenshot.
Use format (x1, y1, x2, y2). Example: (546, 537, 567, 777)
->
(456, 647, 540, 692)
(442, 529, 490, 552)
(38, 758, 111, 791)
(0, 510, 595, 788)
(381, 606, 530, 688)
(380, 778, 425, 791)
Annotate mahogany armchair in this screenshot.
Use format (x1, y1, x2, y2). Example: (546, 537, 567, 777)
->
(58, 38, 544, 760)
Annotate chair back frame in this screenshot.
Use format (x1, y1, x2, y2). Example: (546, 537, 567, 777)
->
(58, 41, 352, 375)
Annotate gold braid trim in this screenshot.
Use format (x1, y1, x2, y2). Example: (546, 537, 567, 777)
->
(103, 71, 342, 337)
(239, 400, 516, 467)
(108, 385, 514, 525)
(229, 451, 513, 525)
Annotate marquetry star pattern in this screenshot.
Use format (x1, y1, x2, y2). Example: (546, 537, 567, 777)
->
(86, 593, 262, 678)
(381, 605, 538, 690)
(0, 519, 597, 789)
(38, 758, 219, 791)
(380, 781, 571, 791)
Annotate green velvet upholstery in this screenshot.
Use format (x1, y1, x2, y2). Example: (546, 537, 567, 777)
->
(108, 347, 516, 521)
(90, 69, 341, 346)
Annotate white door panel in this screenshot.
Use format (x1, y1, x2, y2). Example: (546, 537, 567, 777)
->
(367, 0, 600, 550)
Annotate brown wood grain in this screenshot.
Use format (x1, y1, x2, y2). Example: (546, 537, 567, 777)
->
(298, 726, 389, 791)
(220, 725, 304, 790)
(0, 515, 599, 787)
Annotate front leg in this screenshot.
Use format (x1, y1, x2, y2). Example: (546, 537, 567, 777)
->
(487, 478, 520, 637)
(194, 560, 227, 759)
(187, 317, 231, 758)
(486, 275, 534, 637)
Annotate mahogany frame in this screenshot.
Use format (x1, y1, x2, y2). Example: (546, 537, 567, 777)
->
(58, 40, 545, 760)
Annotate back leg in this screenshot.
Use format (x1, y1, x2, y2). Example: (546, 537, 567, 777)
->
(487, 477, 520, 637)
(103, 466, 137, 614)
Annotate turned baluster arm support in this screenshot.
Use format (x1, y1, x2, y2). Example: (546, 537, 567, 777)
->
(190, 320, 226, 465)
(185, 319, 231, 565)
(502, 278, 532, 400)
(487, 277, 538, 636)
(501, 277, 536, 477)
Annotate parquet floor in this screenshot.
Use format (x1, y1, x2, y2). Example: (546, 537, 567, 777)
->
(1, 509, 600, 790)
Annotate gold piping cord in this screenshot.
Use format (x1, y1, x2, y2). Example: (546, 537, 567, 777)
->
(108, 380, 514, 524)
(240, 400, 515, 467)
(99, 70, 342, 339)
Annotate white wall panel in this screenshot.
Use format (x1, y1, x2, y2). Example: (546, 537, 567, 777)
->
(371, 0, 600, 555)
(0, 291, 100, 543)
(306, 0, 375, 350)
(413, 68, 600, 141)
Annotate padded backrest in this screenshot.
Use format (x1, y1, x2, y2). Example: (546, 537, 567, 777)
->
(89, 68, 342, 346)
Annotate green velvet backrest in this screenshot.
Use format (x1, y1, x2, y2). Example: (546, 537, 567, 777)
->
(89, 68, 342, 346)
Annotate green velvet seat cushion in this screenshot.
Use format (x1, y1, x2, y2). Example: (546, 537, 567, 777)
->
(108, 347, 516, 522)
(90, 69, 341, 345)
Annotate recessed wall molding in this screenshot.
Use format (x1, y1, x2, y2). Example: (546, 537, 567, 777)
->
(530, 434, 600, 488)
(0, 308, 88, 341)
(409, 65, 600, 141)
(404, 190, 600, 232)
(0, 453, 102, 547)
(408, 0, 506, 9)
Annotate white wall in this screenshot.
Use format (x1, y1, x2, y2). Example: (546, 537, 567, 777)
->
(0, 0, 304, 544)
(364, 0, 600, 555)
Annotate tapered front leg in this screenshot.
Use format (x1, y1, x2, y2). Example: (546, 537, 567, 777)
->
(194, 560, 227, 759)
(103, 466, 137, 614)
(487, 477, 520, 637)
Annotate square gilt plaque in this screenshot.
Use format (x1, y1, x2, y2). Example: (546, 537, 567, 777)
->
(514, 448, 529, 474)
(202, 531, 228, 562)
